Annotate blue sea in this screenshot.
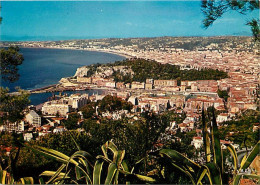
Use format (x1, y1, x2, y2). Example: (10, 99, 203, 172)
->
(1, 48, 125, 105)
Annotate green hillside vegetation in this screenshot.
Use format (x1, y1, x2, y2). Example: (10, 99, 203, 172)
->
(219, 110, 260, 147)
(92, 58, 228, 83)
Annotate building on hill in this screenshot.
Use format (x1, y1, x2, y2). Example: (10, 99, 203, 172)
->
(131, 82, 145, 89)
(0, 120, 25, 133)
(25, 110, 41, 127)
(154, 80, 177, 89)
(77, 76, 92, 83)
(42, 100, 72, 117)
(191, 136, 203, 149)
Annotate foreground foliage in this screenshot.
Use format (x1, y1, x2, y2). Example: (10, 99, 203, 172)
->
(0, 108, 259, 184)
(149, 107, 259, 185)
(0, 46, 24, 83)
(0, 87, 30, 125)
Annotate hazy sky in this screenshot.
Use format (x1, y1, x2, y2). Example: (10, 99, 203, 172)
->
(0, 1, 258, 41)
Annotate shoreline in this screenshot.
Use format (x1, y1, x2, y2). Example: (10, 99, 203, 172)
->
(20, 46, 133, 59)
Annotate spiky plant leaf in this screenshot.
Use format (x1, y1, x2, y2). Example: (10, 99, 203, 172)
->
(196, 166, 208, 185)
(19, 177, 34, 184)
(40, 164, 66, 184)
(113, 150, 125, 167)
(39, 177, 45, 184)
(24, 144, 78, 165)
(159, 149, 201, 184)
(0, 170, 7, 184)
(239, 141, 259, 170)
(93, 159, 104, 185)
(203, 162, 222, 185)
(202, 106, 211, 163)
(121, 160, 130, 185)
(210, 107, 223, 174)
(104, 163, 117, 185)
(233, 141, 260, 185)
(225, 144, 238, 173)
(135, 174, 156, 183)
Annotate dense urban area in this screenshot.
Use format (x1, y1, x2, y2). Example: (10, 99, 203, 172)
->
(0, 36, 259, 184)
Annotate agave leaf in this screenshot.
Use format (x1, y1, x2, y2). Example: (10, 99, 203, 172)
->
(51, 175, 71, 183)
(35, 146, 79, 166)
(135, 174, 156, 183)
(203, 162, 222, 185)
(101, 142, 109, 159)
(41, 164, 66, 184)
(24, 144, 67, 164)
(233, 141, 260, 185)
(121, 160, 130, 185)
(39, 177, 45, 185)
(147, 169, 158, 176)
(239, 141, 259, 170)
(113, 150, 125, 167)
(119, 169, 156, 183)
(75, 166, 83, 180)
(113, 170, 119, 184)
(225, 144, 238, 173)
(96, 155, 113, 163)
(71, 150, 94, 175)
(77, 157, 92, 177)
(159, 149, 201, 182)
(19, 177, 34, 184)
(104, 163, 117, 185)
(0, 170, 7, 184)
(210, 108, 223, 174)
(121, 160, 129, 172)
(93, 159, 104, 185)
(240, 154, 247, 168)
(169, 161, 196, 185)
(196, 166, 208, 185)
(107, 140, 118, 154)
(202, 106, 211, 163)
(71, 150, 93, 163)
(25, 144, 79, 166)
(76, 164, 93, 184)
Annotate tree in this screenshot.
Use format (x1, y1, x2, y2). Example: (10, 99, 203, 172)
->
(217, 89, 229, 102)
(63, 112, 80, 130)
(0, 46, 24, 82)
(201, 0, 260, 41)
(0, 87, 30, 126)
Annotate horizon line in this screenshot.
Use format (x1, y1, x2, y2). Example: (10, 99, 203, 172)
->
(0, 35, 254, 42)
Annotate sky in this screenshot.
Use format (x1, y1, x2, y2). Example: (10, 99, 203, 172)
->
(0, 0, 259, 41)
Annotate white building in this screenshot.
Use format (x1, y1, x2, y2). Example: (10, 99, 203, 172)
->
(53, 126, 66, 133)
(216, 113, 229, 123)
(0, 120, 25, 133)
(68, 94, 89, 109)
(42, 94, 89, 116)
(42, 101, 72, 117)
(24, 133, 33, 141)
(25, 110, 41, 127)
(191, 136, 203, 149)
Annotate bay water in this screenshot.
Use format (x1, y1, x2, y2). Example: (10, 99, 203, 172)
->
(1, 48, 125, 105)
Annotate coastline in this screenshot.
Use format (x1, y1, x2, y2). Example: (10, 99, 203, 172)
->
(20, 46, 133, 59)
(15, 47, 129, 95)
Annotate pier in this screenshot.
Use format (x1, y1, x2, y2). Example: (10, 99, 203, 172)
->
(29, 84, 91, 94)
